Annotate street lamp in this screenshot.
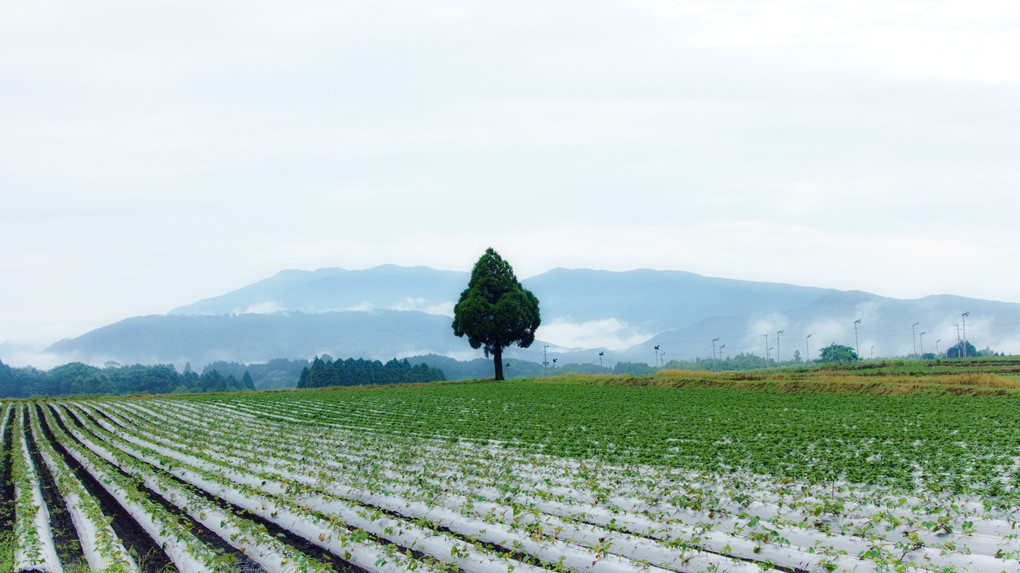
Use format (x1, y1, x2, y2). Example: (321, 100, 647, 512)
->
(805, 334, 812, 365)
(912, 322, 919, 357)
(764, 333, 769, 365)
(711, 338, 719, 371)
(598, 351, 605, 369)
(935, 339, 941, 357)
(854, 319, 862, 360)
(543, 344, 550, 368)
(920, 332, 926, 357)
(654, 345, 660, 368)
(776, 330, 784, 365)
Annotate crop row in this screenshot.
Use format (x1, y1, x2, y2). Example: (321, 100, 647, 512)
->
(70, 392, 1020, 572)
(5, 379, 1020, 573)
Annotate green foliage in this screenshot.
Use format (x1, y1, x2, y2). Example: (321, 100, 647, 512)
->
(452, 248, 540, 380)
(0, 362, 251, 398)
(664, 352, 771, 371)
(296, 357, 445, 388)
(946, 341, 977, 359)
(201, 358, 309, 389)
(0, 530, 12, 573)
(819, 343, 858, 363)
(612, 362, 656, 376)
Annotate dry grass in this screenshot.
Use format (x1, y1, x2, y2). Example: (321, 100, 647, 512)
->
(526, 368, 1020, 397)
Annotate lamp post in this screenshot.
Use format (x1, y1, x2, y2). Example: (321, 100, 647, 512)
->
(764, 333, 769, 365)
(543, 344, 549, 368)
(806, 334, 812, 365)
(935, 339, 940, 356)
(654, 345, 660, 368)
(598, 351, 604, 369)
(912, 322, 919, 357)
(711, 338, 719, 371)
(718, 345, 725, 368)
(919, 332, 926, 357)
(854, 319, 862, 360)
(776, 330, 784, 365)
(962, 312, 970, 358)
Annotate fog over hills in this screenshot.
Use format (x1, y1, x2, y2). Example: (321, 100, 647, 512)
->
(44, 265, 1020, 369)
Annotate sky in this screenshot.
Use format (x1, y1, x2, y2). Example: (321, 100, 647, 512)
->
(2, 0, 1019, 364)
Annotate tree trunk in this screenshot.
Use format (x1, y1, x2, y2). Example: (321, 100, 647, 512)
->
(493, 346, 504, 380)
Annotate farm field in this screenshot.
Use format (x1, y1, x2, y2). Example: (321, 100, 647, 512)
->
(3, 365, 1020, 572)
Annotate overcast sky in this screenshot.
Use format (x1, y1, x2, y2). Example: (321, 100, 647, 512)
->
(2, 0, 1019, 360)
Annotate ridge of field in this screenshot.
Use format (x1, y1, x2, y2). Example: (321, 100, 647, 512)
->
(543, 357, 1020, 397)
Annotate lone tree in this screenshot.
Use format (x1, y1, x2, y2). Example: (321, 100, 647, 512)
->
(946, 340, 977, 359)
(452, 248, 541, 380)
(819, 343, 858, 363)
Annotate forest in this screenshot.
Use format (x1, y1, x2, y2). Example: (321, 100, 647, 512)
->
(0, 359, 253, 398)
(297, 356, 445, 388)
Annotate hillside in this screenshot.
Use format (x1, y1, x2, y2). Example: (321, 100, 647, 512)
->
(43, 265, 1020, 368)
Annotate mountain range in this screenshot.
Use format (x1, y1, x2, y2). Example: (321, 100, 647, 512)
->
(45, 265, 1020, 369)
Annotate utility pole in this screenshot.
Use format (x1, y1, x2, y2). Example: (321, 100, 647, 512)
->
(711, 338, 719, 371)
(935, 339, 941, 356)
(962, 312, 969, 358)
(654, 345, 660, 368)
(912, 322, 919, 357)
(854, 319, 862, 360)
(805, 334, 812, 365)
(776, 330, 784, 365)
(764, 333, 769, 365)
(919, 332, 926, 357)
(543, 344, 549, 368)
(850, 319, 861, 359)
(598, 351, 604, 369)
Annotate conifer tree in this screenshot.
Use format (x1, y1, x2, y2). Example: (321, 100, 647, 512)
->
(452, 248, 541, 380)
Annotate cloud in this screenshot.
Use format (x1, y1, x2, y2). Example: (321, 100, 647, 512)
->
(390, 297, 455, 316)
(537, 318, 655, 351)
(241, 301, 284, 314)
(663, 0, 1020, 82)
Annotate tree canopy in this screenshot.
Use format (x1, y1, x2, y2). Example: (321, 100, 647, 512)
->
(452, 248, 541, 380)
(946, 340, 977, 359)
(297, 357, 445, 388)
(819, 343, 859, 363)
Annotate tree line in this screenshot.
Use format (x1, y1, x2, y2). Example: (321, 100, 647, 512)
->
(297, 357, 445, 389)
(0, 359, 254, 398)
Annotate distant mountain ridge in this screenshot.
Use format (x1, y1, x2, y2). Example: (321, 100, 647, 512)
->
(169, 265, 467, 316)
(45, 265, 1020, 368)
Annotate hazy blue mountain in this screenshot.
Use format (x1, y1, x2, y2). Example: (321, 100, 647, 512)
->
(44, 265, 1020, 369)
(522, 268, 832, 330)
(47, 310, 463, 367)
(598, 291, 1020, 365)
(169, 265, 468, 315)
